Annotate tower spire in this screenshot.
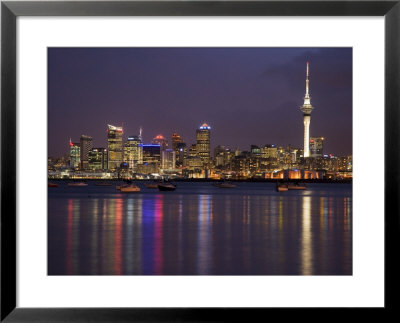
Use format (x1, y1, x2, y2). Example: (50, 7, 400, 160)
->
(304, 61, 311, 105)
(300, 62, 314, 158)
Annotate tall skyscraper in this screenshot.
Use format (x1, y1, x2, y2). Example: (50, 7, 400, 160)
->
(123, 135, 143, 170)
(310, 137, 324, 157)
(300, 62, 314, 158)
(196, 123, 211, 166)
(171, 132, 184, 166)
(69, 139, 80, 168)
(79, 135, 92, 169)
(107, 124, 123, 170)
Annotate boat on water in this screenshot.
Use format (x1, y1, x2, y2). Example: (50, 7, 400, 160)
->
(120, 184, 141, 193)
(116, 180, 132, 190)
(213, 182, 236, 188)
(287, 183, 307, 190)
(158, 182, 177, 191)
(48, 182, 58, 188)
(95, 182, 112, 186)
(68, 182, 88, 187)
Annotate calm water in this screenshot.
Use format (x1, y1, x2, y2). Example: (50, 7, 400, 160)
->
(48, 182, 352, 275)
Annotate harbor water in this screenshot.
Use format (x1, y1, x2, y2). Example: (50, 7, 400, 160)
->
(48, 182, 352, 275)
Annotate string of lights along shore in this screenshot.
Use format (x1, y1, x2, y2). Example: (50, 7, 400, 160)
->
(49, 62, 352, 180)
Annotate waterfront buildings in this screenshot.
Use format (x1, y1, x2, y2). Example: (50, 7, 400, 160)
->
(88, 148, 108, 170)
(214, 145, 227, 167)
(196, 123, 211, 166)
(171, 132, 184, 167)
(107, 125, 123, 170)
(69, 139, 80, 168)
(51, 64, 350, 180)
(79, 135, 92, 170)
(161, 149, 176, 170)
(176, 142, 187, 166)
(139, 144, 161, 174)
(300, 62, 314, 158)
(171, 132, 183, 151)
(310, 137, 324, 158)
(123, 135, 143, 170)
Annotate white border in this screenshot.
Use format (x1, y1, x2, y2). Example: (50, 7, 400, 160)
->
(18, 17, 384, 307)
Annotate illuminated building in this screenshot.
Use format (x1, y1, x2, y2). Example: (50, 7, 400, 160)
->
(196, 123, 211, 166)
(260, 144, 278, 170)
(107, 124, 123, 170)
(161, 149, 176, 170)
(185, 156, 203, 170)
(310, 137, 324, 157)
(214, 145, 226, 167)
(142, 144, 161, 163)
(79, 135, 92, 170)
(232, 155, 250, 175)
(171, 132, 183, 151)
(300, 62, 314, 158)
(152, 134, 168, 151)
(291, 149, 298, 163)
(170, 132, 184, 167)
(136, 163, 159, 175)
(189, 144, 197, 157)
(123, 135, 143, 170)
(176, 142, 187, 166)
(69, 139, 80, 168)
(261, 144, 278, 160)
(88, 148, 108, 170)
(250, 145, 261, 158)
(141, 144, 161, 173)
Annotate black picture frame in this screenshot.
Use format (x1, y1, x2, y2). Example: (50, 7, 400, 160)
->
(1, 0, 399, 321)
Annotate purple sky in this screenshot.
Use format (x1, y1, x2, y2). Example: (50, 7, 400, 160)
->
(48, 47, 352, 157)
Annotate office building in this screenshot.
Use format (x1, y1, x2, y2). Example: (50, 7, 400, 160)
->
(123, 135, 143, 170)
(196, 123, 211, 166)
(107, 124, 123, 170)
(176, 142, 187, 166)
(310, 137, 324, 157)
(161, 149, 176, 170)
(69, 139, 80, 168)
(80, 135, 92, 170)
(88, 148, 108, 170)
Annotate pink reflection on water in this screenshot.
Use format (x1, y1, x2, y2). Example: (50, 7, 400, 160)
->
(154, 194, 164, 275)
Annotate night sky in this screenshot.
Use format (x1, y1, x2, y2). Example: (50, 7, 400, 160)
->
(48, 47, 352, 158)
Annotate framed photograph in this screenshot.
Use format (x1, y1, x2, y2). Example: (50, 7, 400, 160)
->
(1, 0, 398, 321)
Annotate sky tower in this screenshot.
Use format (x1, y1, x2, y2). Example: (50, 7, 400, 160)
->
(300, 62, 314, 158)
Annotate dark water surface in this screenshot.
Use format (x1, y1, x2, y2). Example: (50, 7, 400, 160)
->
(48, 182, 352, 275)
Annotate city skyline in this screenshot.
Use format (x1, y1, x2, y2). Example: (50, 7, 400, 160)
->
(48, 47, 352, 158)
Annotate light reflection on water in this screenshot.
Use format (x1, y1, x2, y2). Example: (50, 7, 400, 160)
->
(49, 182, 352, 275)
